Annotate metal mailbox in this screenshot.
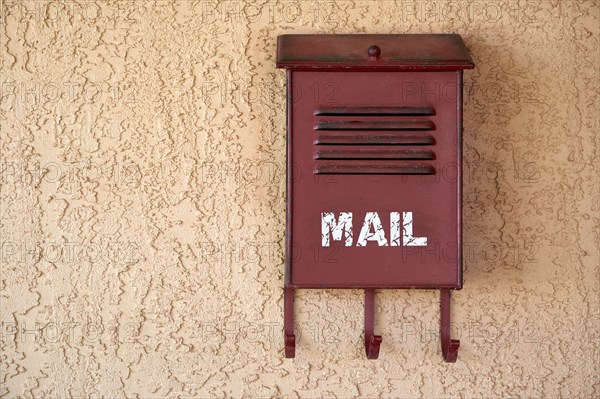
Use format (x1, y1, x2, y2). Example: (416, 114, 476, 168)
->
(276, 34, 475, 361)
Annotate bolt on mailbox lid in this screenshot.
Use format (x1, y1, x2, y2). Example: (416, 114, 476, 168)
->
(278, 34, 474, 290)
(277, 34, 475, 70)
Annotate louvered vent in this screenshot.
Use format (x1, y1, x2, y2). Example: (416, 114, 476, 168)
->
(313, 106, 436, 175)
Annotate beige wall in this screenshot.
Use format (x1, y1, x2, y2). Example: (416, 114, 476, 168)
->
(1, 1, 599, 398)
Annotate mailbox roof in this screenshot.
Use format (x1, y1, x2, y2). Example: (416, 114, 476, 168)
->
(277, 34, 475, 71)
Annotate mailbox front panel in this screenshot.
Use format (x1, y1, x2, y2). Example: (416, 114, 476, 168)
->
(288, 71, 462, 289)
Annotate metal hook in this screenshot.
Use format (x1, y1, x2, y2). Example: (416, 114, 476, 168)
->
(440, 289, 460, 362)
(284, 287, 295, 358)
(364, 289, 382, 359)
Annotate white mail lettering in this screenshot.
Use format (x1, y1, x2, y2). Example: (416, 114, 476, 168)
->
(321, 211, 427, 247)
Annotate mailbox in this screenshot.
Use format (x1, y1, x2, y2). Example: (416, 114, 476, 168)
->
(276, 34, 475, 361)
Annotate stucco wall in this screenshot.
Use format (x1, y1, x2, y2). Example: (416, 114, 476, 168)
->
(1, 1, 599, 398)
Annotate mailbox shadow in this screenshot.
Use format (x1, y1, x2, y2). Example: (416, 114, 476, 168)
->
(461, 39, 542, 286)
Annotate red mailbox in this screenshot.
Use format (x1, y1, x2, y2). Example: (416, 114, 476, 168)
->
(277, 34, 475, 361)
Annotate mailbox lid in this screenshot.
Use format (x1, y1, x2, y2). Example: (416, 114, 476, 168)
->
(277, 34, 475, 70)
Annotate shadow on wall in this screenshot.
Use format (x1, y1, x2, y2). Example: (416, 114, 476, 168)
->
(461, 39, 545, 285)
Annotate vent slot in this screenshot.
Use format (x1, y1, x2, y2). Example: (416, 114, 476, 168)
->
(315, 149, 434, 160)
(315, 105, 435, 116)
(315, 164, 436, 175)
(312, 104, 436, 175)
(315, 120, 435, 131)
(315, 133, 435, 146)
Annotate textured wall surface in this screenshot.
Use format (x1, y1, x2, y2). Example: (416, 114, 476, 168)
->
(1, 1, 599, 398)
